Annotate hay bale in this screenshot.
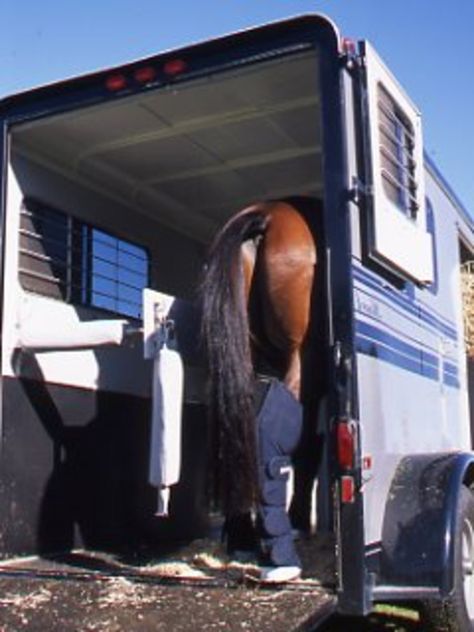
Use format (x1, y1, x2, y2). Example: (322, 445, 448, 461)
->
(461, 261, 474, 356)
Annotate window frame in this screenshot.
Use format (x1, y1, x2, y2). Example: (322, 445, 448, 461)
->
(19, 198, 150, 320)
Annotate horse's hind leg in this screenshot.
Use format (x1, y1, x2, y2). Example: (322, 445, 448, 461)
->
(256, 379, 303, 577)
(283, 348, 302, 400)
(222, 512, 258, 556)
(258, 202, 317, 536)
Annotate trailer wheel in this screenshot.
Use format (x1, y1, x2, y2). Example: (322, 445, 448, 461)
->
(422, 485, 474, 631)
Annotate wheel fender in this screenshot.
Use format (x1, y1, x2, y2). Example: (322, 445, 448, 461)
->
(380, 452, 474, 596)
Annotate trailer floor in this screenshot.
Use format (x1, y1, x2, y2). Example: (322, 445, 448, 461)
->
(0, 534, 336, 631)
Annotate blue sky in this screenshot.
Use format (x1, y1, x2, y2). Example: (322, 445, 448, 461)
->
(1, 0, 472, 212)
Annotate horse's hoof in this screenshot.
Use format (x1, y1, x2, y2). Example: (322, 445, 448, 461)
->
(259, 565, 302, 583)
(291, 527, 312, 540)
(230, 550, 258, 563)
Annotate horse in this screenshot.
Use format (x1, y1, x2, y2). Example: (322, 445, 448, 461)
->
(200, 197, 324, 524)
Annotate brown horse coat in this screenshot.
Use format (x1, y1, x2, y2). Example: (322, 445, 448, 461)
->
(239, 201, 316, 398)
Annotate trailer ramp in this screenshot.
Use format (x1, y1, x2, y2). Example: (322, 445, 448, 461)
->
(0, 534, 336, 631)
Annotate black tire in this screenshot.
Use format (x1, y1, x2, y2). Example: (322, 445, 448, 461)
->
(422, 485, 474, 631)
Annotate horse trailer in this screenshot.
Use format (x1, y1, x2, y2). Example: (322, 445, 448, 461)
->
(0, 13, 473, 630)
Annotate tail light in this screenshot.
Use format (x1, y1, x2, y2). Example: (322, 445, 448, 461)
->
(340, 475, 356, 504)
(336, 419, 356, 470)
(336, 420, 357, 504)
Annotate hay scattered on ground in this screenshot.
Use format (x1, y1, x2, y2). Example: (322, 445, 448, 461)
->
(0, 587, 52, 610)
(141, 560, 210, 578)
(98, 577, 157, 608)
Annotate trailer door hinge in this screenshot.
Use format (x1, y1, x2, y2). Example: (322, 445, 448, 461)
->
(349, 177, 372, 206)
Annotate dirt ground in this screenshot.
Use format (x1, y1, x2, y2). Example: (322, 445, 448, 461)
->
(320, 611, 423, 632)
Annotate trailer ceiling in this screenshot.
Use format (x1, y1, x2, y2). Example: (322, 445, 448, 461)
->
(11, 51, 322, 243)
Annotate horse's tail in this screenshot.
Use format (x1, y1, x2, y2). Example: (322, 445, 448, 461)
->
(200, 208, 269, 515)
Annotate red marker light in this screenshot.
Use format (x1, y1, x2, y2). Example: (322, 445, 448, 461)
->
(342, 37, 357, 56)
(134, 66, 157, 84)
(163, 59, 187, 77)
(362, 455, 372, 470)
(105, 74, 127, 92)
(341, 476, 355, 503)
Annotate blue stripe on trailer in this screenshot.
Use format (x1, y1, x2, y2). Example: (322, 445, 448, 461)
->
(356, 320, 459, 388)
(352, 265, 458, 341)
(356, 320, 438, 369)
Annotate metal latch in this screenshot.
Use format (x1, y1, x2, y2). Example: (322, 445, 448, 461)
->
(349, 176, 373, 206)
(143, 288, 176, 359)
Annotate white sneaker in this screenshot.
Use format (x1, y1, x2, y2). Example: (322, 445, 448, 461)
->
(259, 565, 302, 583)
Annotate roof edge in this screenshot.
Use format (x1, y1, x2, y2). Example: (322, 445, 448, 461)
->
(0, 13, 340, 109)
(424, 152, 472, 229)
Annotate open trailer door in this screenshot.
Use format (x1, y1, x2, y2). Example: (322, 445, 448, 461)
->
(361, 41, 434, 286)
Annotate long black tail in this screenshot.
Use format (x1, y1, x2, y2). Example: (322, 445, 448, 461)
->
(200, 209, 269, 515)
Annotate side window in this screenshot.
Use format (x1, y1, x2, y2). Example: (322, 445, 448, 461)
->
(86, 228, 149, 317)
(363, 42, 433, 286)
(19, 200, 149, 319)
(378, 84, 417, 219)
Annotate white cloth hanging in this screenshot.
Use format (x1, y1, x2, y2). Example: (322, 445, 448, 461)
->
(148, 343, 184, 516)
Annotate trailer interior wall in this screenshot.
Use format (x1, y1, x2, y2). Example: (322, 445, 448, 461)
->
(1, 49, 324, 555)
